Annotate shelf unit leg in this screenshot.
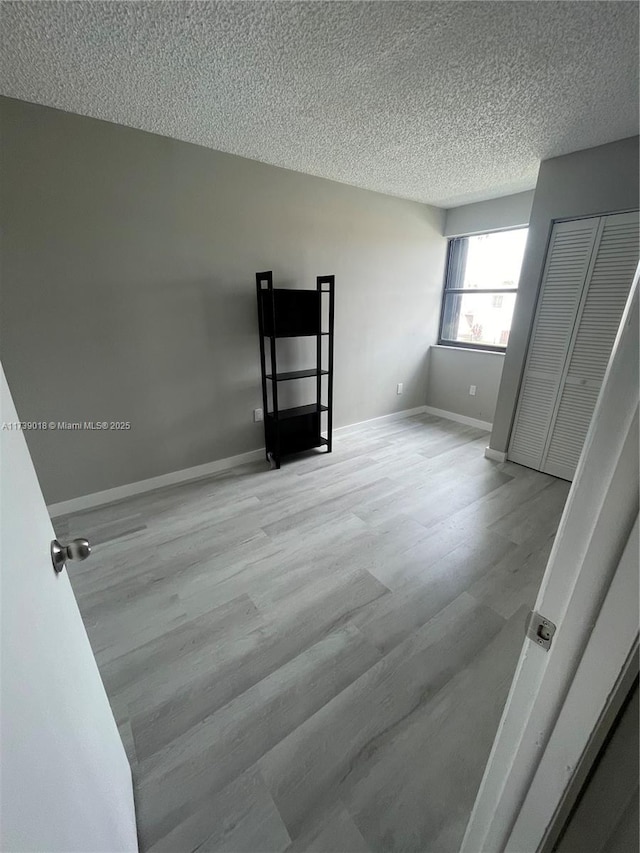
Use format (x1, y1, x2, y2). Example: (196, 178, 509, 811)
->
(317, 274, 335, 455)
(256, 272, 272, 469)
(327, 278, 335, 453)
(316, 278, 323, 453)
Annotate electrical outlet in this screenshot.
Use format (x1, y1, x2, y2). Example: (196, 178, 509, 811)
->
(253, 408, 264, 422)
(397, 383, 403, 395)
(469, 385, 477, 396)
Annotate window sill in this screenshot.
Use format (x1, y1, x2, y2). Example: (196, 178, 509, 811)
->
(431, 344, 506, 357)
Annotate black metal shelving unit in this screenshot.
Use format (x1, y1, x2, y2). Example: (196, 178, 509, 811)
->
(256, 271, 335, 469)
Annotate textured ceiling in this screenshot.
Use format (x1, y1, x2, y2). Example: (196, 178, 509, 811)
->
(0, 1, 638, 207)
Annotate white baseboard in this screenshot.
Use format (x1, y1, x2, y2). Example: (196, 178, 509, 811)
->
(47, 448, 265, 517)
(423, 405, 492, 432)
(334, 405, 427, 434)
(47, 404, 481, 518)
(484, 446, 507, 463)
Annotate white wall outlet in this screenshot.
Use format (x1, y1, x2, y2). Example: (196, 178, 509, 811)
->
(253, 408, 264, 422)
(469, 385, 477, 396)
(397, 383, 404, 395)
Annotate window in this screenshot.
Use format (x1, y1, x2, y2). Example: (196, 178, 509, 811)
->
(439, 227, 528, 351)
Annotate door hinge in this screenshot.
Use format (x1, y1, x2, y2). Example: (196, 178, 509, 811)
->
(526, 610, 557, 651)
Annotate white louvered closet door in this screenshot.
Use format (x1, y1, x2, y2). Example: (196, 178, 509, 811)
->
(508, 218, 600, 473)
(541, 211, 640, 479)
(509, 210, 639, 480)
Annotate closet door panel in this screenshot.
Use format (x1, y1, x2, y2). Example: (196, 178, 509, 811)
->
(542, 384, 600, 479)
(561, 212, 639, 385)
(508, 218, 600, 470)
(508, 375, 559, 470)
(541, 211, 639, 480)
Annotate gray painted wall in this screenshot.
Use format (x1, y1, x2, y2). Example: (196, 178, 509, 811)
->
(426, 190, 533, 424)
(444, 190, 535, 237)
(426, 347, 504, 425)
(490, 136, 640, 453)
(0, 97, 446, 503)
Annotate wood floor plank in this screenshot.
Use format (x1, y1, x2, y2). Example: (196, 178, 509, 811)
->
(284, 802, 371, 853)
(467, 530, 557, 619)
(341, 606, 528, 853)
(100, 594, 260, 697)
(362, 516, 515, 592)
(147, 768, 291, 853)
(60, 414, 568, 852)
(127, 569, 389, 759)
(436, 465, 557, 535)
(257, 593, 505, 838)
(135, 624, 381, 846)
(418, 425, 490, 458)
(488, 478, 570, 544)
(352, 531, 515, 654)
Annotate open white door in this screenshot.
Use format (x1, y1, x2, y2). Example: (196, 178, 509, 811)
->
(462, 271, 639, 852)
(0, 365, 137, 852)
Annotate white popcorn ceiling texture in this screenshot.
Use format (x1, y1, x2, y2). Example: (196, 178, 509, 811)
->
(0, 1, 638, 206)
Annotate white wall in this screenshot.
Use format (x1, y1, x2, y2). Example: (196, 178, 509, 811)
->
(444, 191, 534, 237)
(426, 191, 533, 424)
(490, 136, 640, 453)
(0, 96, 446, 504)
(427, 347, 504, 425)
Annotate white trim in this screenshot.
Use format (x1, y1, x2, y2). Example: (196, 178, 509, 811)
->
(48, 405, 432, 517)
(423, 405, 492, 432)
(431, 344, 505, 358)
(47, 448, 265, 517)
(540, 643, 639, 853)
(484, 446, 507, 463)
(461, 268, 639, 853)
(514, 518, 638, 852)
(334, 405, 427, 434)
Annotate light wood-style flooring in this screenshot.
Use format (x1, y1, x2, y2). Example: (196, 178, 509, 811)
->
(56, 414, 570, 853)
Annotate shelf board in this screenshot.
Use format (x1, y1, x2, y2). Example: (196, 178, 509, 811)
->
(260, 287, 331, 294)
(267, 404, 328, 421)
(280, 436, 329, 456)
(266, 369, 329, 382)
(268, 287, 310, 291)
(262, 332, 329, 338)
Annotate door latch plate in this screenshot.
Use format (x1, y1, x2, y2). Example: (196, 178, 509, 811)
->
(526, 610, 556, 651)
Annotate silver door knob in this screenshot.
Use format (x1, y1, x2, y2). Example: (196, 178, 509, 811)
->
(51, 538, 91, 574)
